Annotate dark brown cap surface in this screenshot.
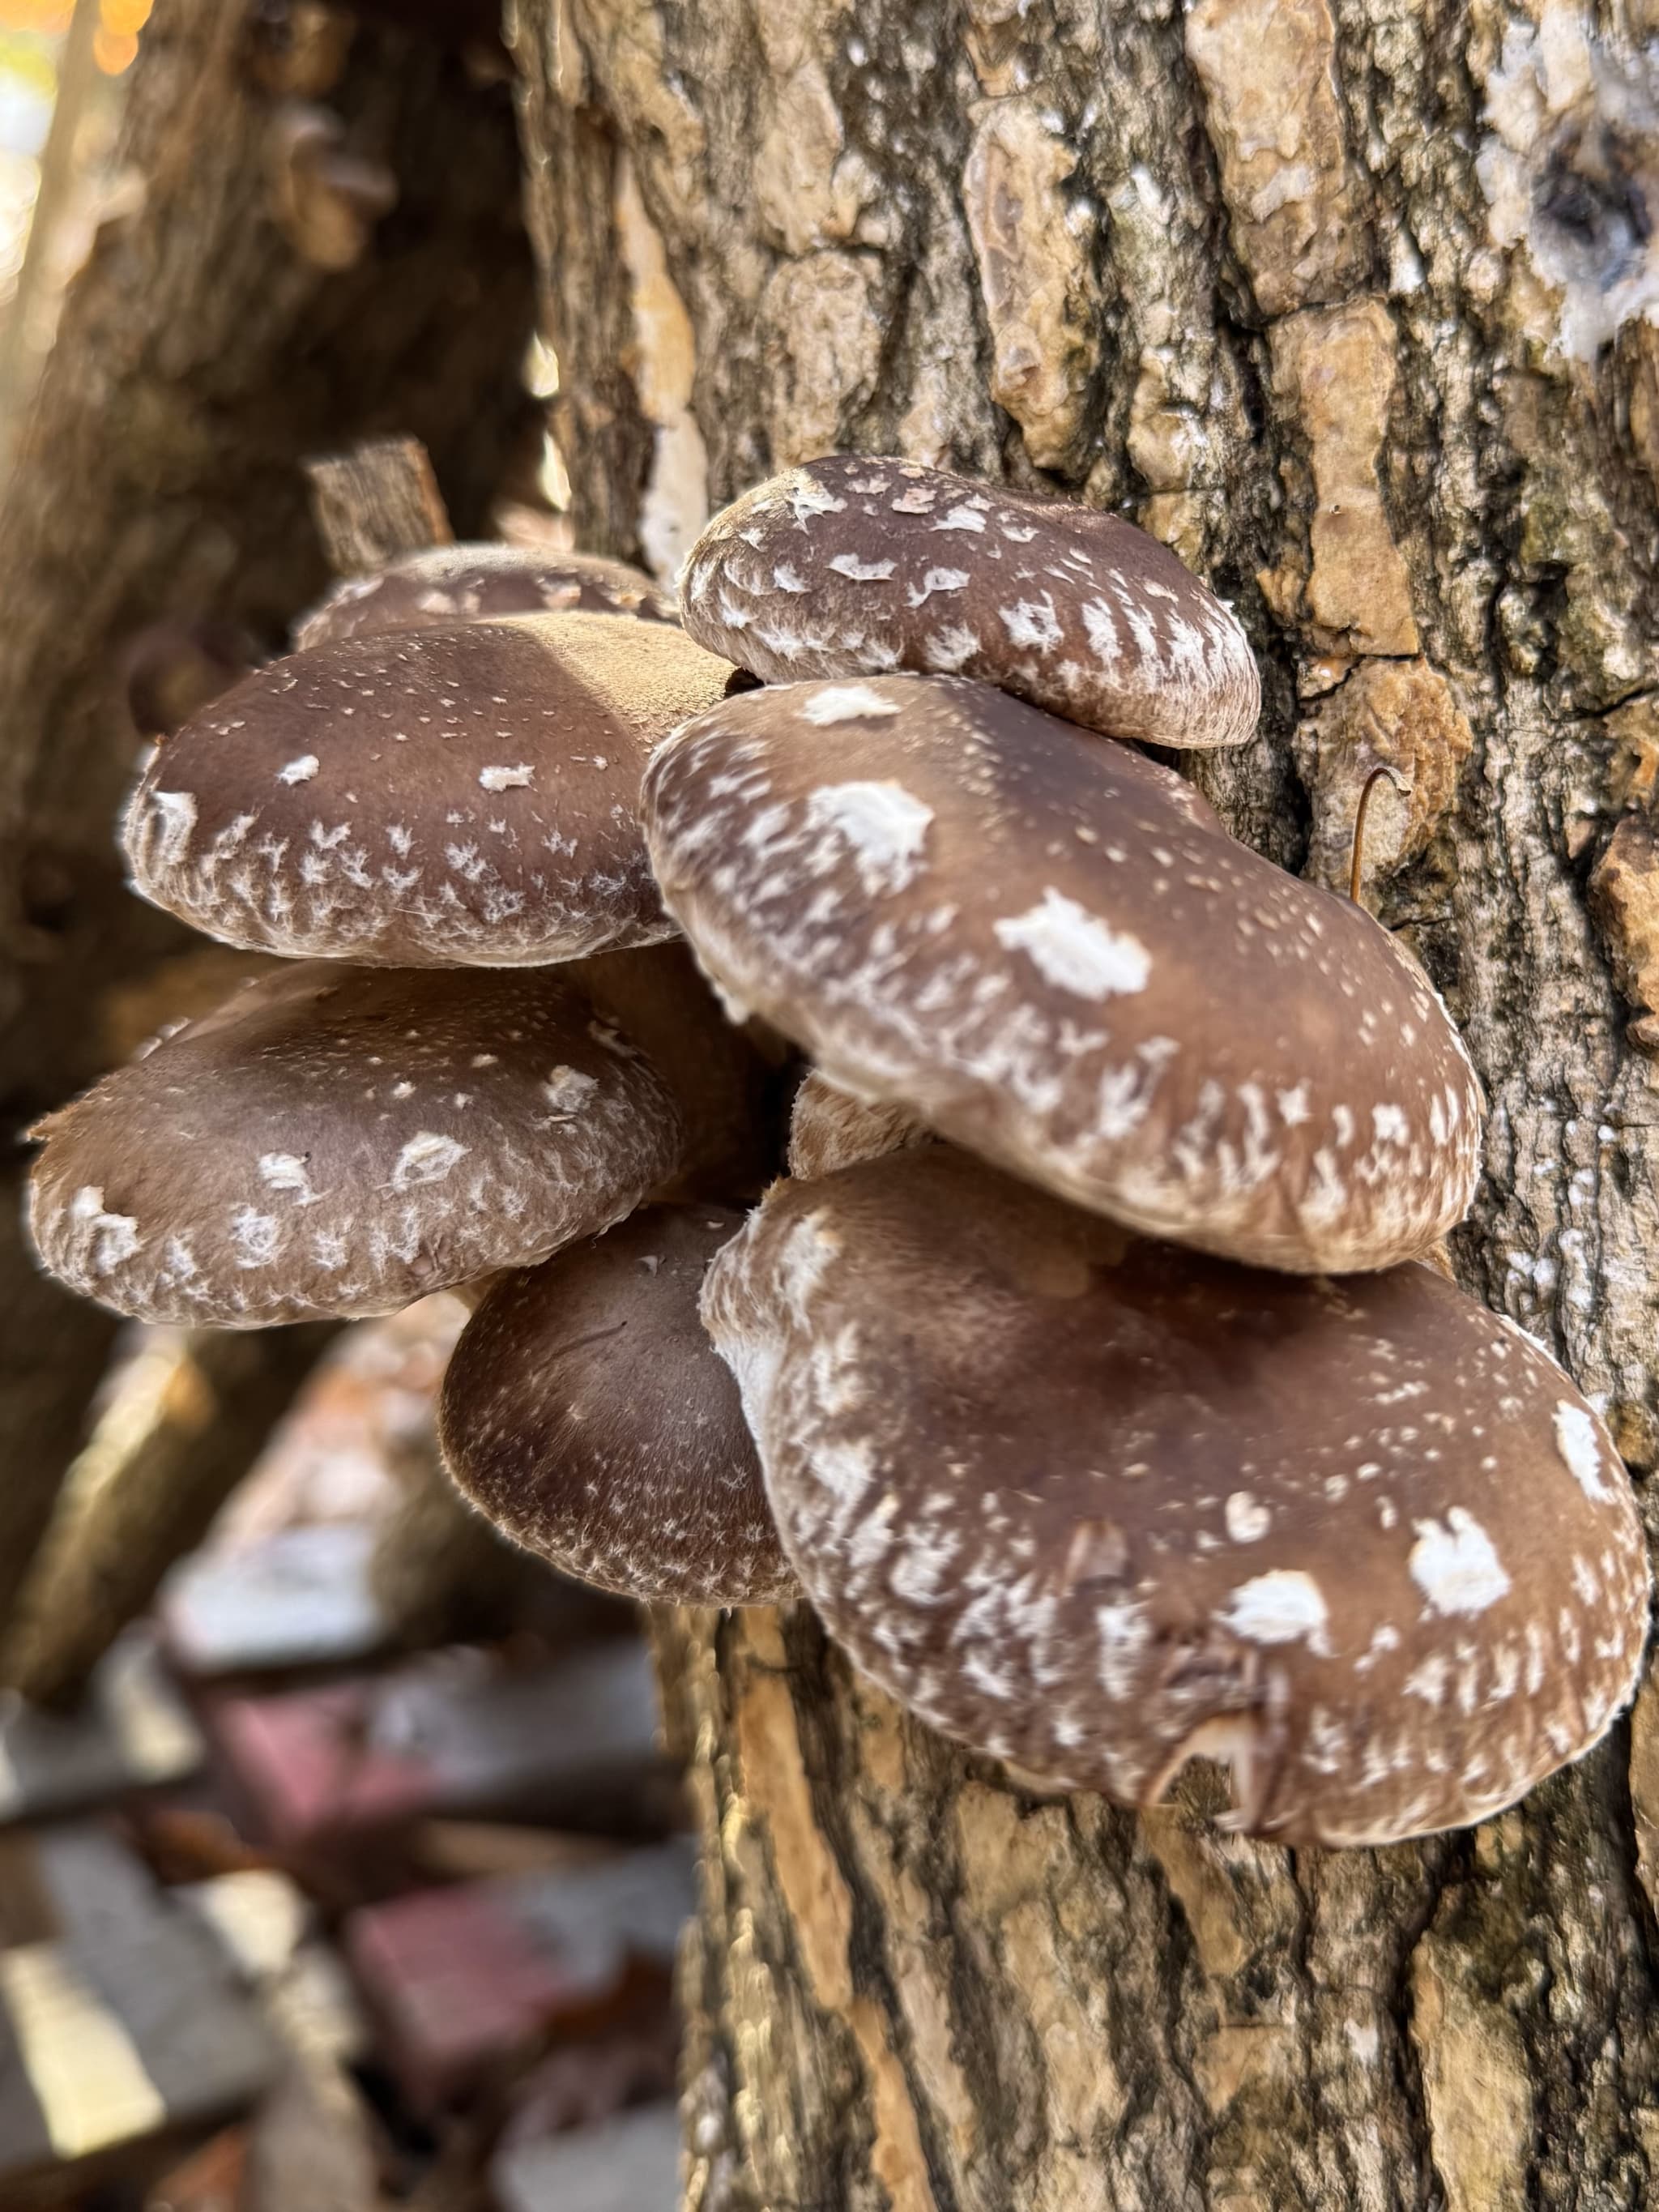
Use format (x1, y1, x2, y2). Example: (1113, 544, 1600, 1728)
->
(295, 544, 676, 651)
(703, 1149, 1650, 1846)
(680, 457, 1260, 749)
(578, 942, 780, 1202)
(441, 1206, 792, 1604)
(29, 963, 686, 1326)
(125, 611, 733, 967)
(787, 1069, 932, 1179)
(644, 675, 1481, 1273)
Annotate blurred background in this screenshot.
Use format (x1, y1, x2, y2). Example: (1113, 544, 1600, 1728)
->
(0, 0, 149, 472)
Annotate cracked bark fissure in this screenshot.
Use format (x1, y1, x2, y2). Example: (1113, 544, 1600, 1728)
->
(520, 0, 1659, 2204)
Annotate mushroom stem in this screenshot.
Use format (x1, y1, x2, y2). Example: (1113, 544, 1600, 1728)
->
(1349, 761, 1411, 907)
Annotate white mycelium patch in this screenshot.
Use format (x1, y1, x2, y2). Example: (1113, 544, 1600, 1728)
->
(278, 756, 320, 785)
(70, 1185, 140, 1273)
(1081, 600, 1121, 668)
(1218, 1569, 1331, 1651)
(993, 888, 1151, 1000)
(1000, 596, 1063, 650)
(922, 624, 979, 670)
(1225, 1491, 1271, 1543)
(258, 1153, 320, 1204)
(1553, 1399, 1617, 1503)
(544, 1065, 599, 1114)
(804, 781, 934, 897)
(910, 567, 970, 603)
(390, 1131, 469, 1189)
(230, 1206, 281, 1266)
(145, 789, 198, 864)
(828, 553, 897, 582)
(1409, 1508, 1512, 1617)
(800, 684, 903, 725)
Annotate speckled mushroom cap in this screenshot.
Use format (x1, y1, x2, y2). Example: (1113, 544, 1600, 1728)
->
(28, 962, 689, 1326)
(678, 456, 1260, 749)
(294, 544, 676, 651)
(643, 675, 1482, 1274)
(580, 942, 780, 1202)
(703, 1148, 1650, 1847)
(439, 1206, 793, 1604)
(124, 610, 734, 967)
(787, 1068, 932, 1179)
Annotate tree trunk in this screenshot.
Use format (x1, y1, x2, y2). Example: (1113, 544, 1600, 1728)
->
(0, 0, 535, 1621)
(518, 1, 1659, 2204)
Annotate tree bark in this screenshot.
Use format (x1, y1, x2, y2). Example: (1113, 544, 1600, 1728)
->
(518, 0, 1659, 2203)
(0, 0, 536, 1622)
(0, 1323, 339, 1706)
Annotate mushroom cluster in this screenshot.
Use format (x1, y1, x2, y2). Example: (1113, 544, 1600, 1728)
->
(30, 463, 1651, 1845)
(36, 544, 788, 1603)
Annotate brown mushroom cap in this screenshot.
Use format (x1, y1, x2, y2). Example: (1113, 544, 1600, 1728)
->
(787, 1068, 932, 1179)
(679, 456, 1260, 749)
(439, 1205, 792, 1605)
(643, 674, 1482, 1274)
(294, 544, 676, 651)
(580, 942, 782, 1202)
(703, 1148, 1650, 1846)
(28, 963, 689, 1326)
(124, 610, 733, 968)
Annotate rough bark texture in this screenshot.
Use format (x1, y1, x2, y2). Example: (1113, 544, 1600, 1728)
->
(305, 432, 457, 570)
(517, 0, 1659, 2202)
(0, 0, 536, 1622)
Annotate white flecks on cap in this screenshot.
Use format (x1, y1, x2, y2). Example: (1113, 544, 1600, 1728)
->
(1219, 1569, 1332, 1651)
(478, 763, 535, 792)
(145, 789, 198, 865)
(1552, 1400, 1618, 1504)
(544, 1066, 599, 1115)
(1095, 1598, 1153, 1698)
(277, 755, 321, 785)
(390, 1131, 469, 1190)
(800, 684, 905, 725)
(230, 1206, 281, 1266)
(922, 623, 980, 671)
(827, 553, 898, 583)
(1000, 597, 1064, 651)
(909, 567, 970, 604)
(70, 1185, 141, 1273)
(1225, 1491, 1271, 1543)
(1408, 1508, 1512, 1617)
(258, 1153, 320, 1205)
(804, 781, 934, 897)
(992, 887, 1152, 1001)
(788, 475, 847, 519)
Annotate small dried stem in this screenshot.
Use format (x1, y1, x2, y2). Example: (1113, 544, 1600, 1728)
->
(304, 435, 454, 575)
